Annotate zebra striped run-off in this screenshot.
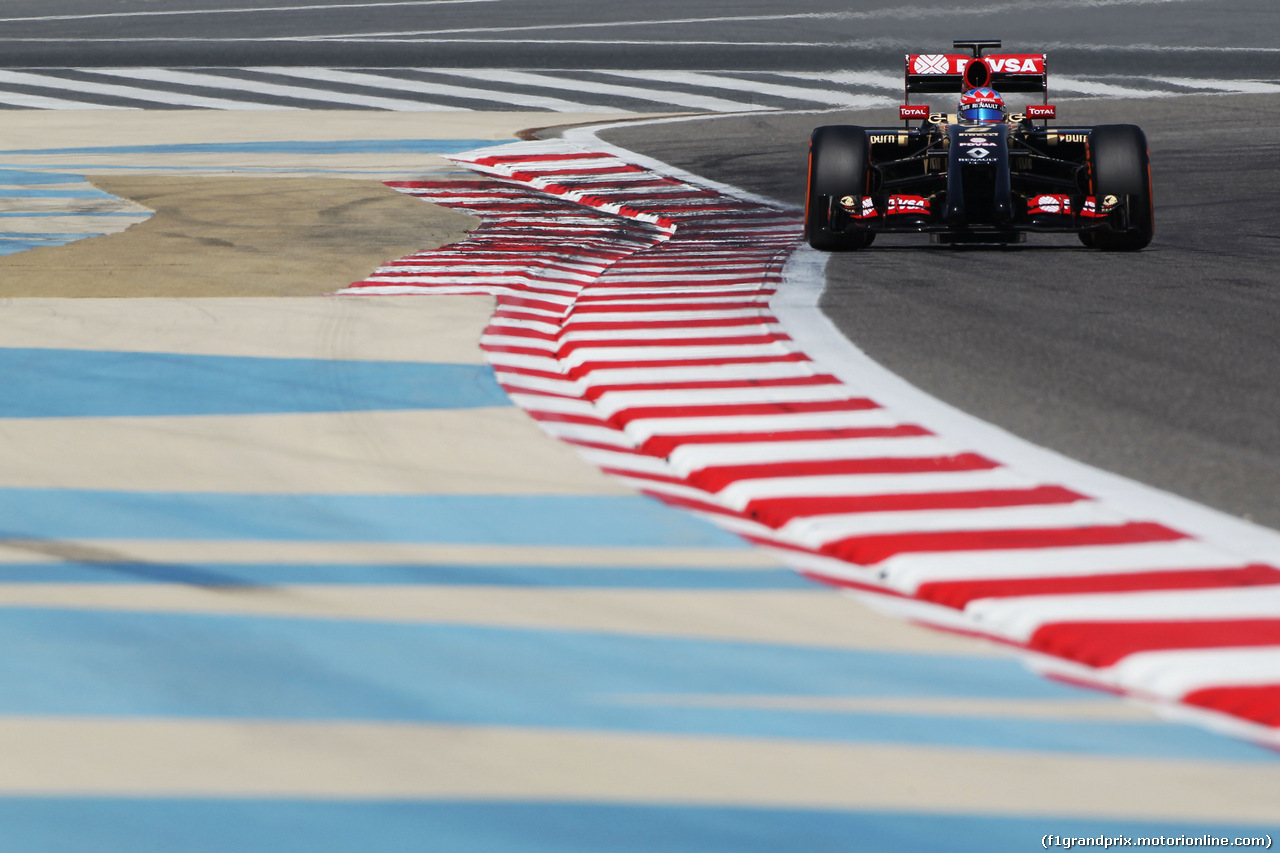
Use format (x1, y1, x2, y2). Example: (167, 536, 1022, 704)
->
(0, 68, 1276, 112)
(340, 140, 1280, 747)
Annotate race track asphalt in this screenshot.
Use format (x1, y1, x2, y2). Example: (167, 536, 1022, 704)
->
(3, 0, 1277, 78)
(604, 91, 1280, 529)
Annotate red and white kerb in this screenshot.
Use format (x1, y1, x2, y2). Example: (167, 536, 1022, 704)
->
(341, 139, 1280, 748)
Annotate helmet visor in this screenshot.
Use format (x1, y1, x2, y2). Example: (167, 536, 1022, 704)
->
(961, 107, 1005, 122)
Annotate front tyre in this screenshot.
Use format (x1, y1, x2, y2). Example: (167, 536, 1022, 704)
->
(1089, 124, 1154, 251)
(806, 125, 874, 251)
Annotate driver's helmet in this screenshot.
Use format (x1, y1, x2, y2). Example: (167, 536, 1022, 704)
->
(958, 87, 1006, 123)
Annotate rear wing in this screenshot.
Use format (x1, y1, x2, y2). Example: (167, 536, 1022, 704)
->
(905, 53, 1048, 101)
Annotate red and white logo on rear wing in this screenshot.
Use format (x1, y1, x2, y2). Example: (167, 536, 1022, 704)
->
(906, 53, 1048, 98)
(1026, 104, 1057, 119)
(910, 54, 957, 75)
(907, 54, 1045, 76)
(982, 55, 1045, 75)
(899, 104, 931, 120)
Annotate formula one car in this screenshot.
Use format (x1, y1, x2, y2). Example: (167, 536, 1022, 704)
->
(805, 40, 1153, 250)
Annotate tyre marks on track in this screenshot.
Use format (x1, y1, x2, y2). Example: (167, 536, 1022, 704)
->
(342, 138, 1280, 746)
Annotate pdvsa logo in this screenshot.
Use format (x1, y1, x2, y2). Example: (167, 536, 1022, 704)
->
(887, 195, 930, 215)
(986, 57, 1043, 73)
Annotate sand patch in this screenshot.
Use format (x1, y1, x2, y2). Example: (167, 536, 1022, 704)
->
(0, 174, 477, 297)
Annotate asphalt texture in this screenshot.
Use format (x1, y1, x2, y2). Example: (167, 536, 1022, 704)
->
(603, 93, 1280, 528)
(2, 0, 1278, 77)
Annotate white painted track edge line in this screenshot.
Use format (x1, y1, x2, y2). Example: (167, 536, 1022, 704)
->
(771, 245, 1280, 565)
(546, 113, 1280, 743)
(571, 110, 1280, 566)
(561, 117, 802, 212)
(544, 115, 1280, 570)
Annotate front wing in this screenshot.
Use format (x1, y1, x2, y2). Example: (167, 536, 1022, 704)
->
(835, 125, 1114, 236)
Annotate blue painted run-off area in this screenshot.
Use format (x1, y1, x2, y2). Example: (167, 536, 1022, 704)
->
(0, 609, 1269, 763)
(0, 139, 506, 156)
(0, 800, 1272, 853)
(0, 561, 808, 589)
(0, 491, 747, 546)
(0, 169, 138, 256)
(0, 349, 509, 416)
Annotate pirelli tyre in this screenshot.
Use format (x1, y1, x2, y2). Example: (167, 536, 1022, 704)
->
(1086, 124, 1154, 251)
(805, 125, 875, 251)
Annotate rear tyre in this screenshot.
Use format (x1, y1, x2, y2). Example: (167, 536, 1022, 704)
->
(806, 125, 874, 251)
(1088, 124, 1154, 251)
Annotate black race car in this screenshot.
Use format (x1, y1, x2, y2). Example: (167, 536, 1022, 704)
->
(805, 40, 1154, 251)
